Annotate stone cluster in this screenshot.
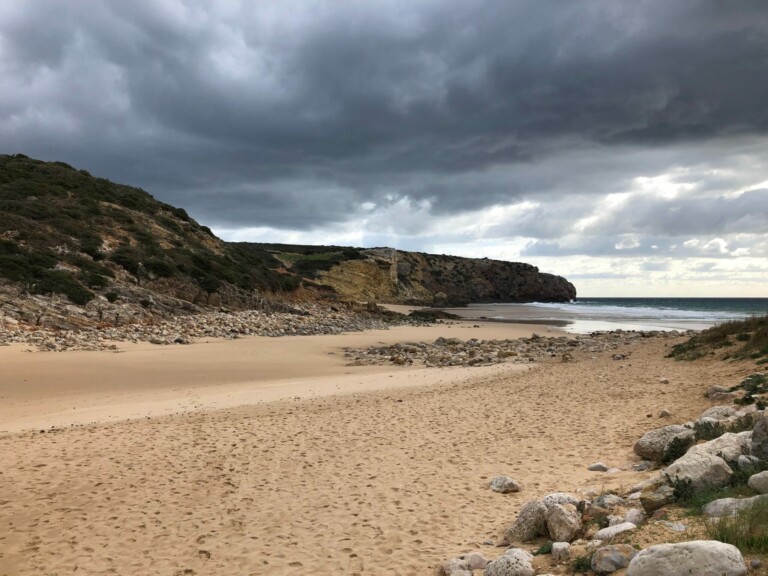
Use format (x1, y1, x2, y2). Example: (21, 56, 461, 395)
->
(344, 330, 688, 368)
(0, 305, 427, 352)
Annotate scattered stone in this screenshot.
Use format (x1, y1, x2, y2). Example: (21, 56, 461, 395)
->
(504, 500, 547, 543)
(551, 542, 570, 562)
(607, 515, 623, 526)
(659, 377, 669, 384)
(594, 522, 637, 540)
(658, 409, 672, 418)
(633, 425, 695, 462)
(748, 470, 768, 494)
(441, 558, 473, 576)
(626, 540, 747, 576)
(663, 451, 733, 492)
(751, 559, 763, 569)
(591, 544, 638, 574)
(545, 503, 582, 543)
(490, 476, 521, 494)
(464, 552, 489, 570)
(588, 462, 609, 472)
(738, 455, 760, 468)
(632, 461, 653, 472)
(484, 548, 534, 576)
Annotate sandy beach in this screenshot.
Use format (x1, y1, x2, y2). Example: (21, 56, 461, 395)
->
(0, 320, 753, 575)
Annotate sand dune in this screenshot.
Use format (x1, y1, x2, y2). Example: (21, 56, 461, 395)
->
(0, 324, 748, 575)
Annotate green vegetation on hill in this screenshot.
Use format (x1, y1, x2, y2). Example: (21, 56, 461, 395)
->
(0, 154, 301, 305)
(667, 315, 768, 364)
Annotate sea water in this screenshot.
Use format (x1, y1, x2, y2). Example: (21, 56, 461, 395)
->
(457, 297, 768, 334)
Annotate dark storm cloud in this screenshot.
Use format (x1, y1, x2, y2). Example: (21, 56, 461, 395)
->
(1, 0, 768, 238)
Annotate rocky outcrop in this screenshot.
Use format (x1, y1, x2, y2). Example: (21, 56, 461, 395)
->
(316, 248, 576, 305)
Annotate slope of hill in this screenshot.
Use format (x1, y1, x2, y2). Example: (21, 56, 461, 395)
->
(0, 154, 575, 327)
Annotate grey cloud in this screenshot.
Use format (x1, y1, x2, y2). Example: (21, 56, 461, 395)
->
(1, 0, 768, 248)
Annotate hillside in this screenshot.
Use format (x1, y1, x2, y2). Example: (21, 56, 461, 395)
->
(0, 154, 575, 327)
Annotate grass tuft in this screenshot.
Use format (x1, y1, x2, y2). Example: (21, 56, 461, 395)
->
(705, 497, 768, 553)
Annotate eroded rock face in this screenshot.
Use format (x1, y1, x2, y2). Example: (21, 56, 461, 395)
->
(633, 425, 695, 462)
(504, 500, 548, 543)
(626, 540, 747, 576)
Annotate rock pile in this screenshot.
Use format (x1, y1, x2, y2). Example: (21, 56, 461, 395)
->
(0, 305, 427, 352)
(344, 330, 688, 368)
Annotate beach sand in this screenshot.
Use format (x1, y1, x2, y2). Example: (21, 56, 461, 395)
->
(0, 321, 752, 575)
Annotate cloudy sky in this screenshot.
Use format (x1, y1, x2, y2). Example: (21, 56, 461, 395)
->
(2, 1, 767, 296)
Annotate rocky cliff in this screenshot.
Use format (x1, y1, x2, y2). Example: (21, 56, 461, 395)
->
(312, 248, 576, 305)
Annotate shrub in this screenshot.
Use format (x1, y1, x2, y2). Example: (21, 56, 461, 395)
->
(32, 270, 93, 305)
(105, 291, 118, 303)
(661, 435, 692, 464)
(572, 555, 592, 572)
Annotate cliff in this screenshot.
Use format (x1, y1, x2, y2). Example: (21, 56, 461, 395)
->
(308, 248, 576, 305)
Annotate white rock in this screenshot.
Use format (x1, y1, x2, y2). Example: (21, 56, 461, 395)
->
(594, 522, 637, 540)
(687, 432, 751, 464)
(634, 425, 695, 461)
(700, 405, 737, 420)
(627, 540, 746, 576)
(588, 462, 609, 472)
(748, 470, 768, 494)
(484, 548, 534, 576)
(625, 508, 646, 526)
(490, 475, 522, 494)
(663, 451, 733, 491)
(551, 542, 570, 562)
(541, 492, 580, 508)
(738, 454, 760, 468)
(703, 494, 768, 517)
(545, 503, 582, 543)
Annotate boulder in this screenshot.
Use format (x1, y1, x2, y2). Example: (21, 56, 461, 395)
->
(752, 413, 768, 461)
(633, 425, 695, 462)
(441, 558, 473, 576)
(703, 494, 768, 517)
(484, 548, 534, 576)
(490, 476, 521, 494)
(591, 544, 638, 574)
(504, 500, 547, 543)
(700, 405, 737, 420)
(551, 542, 570, 562)
(626, 540, 746, 576)
(706, 385, 729, 398)
(748, 470, 768, 494)
(545, 503, 582, 542)
(687, 432, 752, 464)
(663, 452, 732, 492)
(594, 522, 636, 540)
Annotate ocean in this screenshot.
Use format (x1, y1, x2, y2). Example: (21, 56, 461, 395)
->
(448, 297, 768, 334)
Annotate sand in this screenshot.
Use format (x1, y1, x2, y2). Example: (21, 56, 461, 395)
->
(0, 321, 754, 575)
